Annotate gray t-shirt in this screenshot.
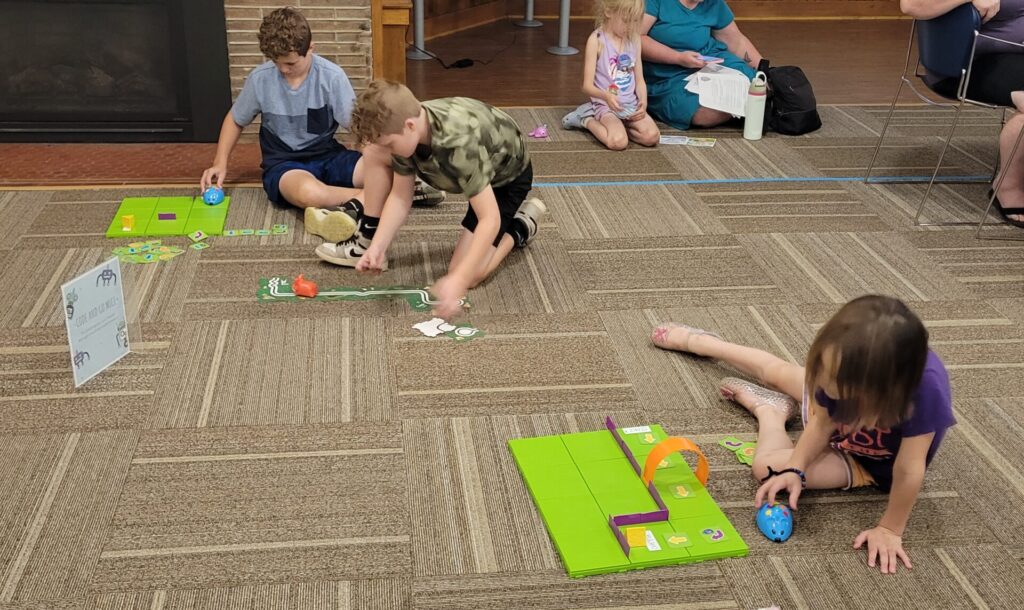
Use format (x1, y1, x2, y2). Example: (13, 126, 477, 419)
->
(232, 54, 356, 169)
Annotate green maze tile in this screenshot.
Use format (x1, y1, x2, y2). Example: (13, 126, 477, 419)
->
(184, 207, 229, 236)
(510, 423, 747, 578)
(106, 197, 158, 238)
(524, 462, 591, 501)
(509, 435, 574, 471)
(537, 496, 627, 577)
(107, 195, 232, 238)
(562, 430, 626, 462)
(593, 490, 659, 517)
(623, 521, 693, 568)
(670, 514, 748, 561)
(577, 459, 646, 495)
(619, 424, 669, 457)
(145, 198, 193, 236)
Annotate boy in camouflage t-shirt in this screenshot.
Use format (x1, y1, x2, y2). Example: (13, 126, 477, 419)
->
(315, 80, 547, 319)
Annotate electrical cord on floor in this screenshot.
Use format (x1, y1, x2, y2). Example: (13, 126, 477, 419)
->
(405, 17, 520, 69)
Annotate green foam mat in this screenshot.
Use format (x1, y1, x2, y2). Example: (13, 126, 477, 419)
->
(509, 423, 747, 578)
(106, 196, 230, 238)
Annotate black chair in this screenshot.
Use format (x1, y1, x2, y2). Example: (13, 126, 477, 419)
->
(865, 4, 1024, 237)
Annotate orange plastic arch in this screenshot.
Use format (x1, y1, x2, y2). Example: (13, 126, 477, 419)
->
(642, 437, 709, 487)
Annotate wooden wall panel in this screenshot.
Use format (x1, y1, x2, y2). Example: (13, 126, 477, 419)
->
(423, 0, 904, 38)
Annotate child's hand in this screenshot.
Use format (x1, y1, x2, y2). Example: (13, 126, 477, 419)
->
(628, 99, 648, 121)
(355, 245, 386, 273)
(678, 51, 708, 70)
(854, 526, 912, 574)
(431, 274, 467, 320)
(754, 471, 803, 509)
(201, 164, 227, 190)
(604, 93, 624, 113)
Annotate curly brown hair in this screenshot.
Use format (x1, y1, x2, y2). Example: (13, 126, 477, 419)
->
(258, 7, 312, 59)
(350, 80, 422, 145)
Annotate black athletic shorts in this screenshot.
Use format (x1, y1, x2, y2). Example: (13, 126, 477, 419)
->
(461, 162, 533, 247)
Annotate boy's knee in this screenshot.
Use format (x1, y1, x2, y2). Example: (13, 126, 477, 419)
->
(294, 181, 328, 207)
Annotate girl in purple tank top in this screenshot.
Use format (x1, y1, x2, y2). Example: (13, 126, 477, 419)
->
(561, 0, 661, 150)
(651, 295, 956, 575)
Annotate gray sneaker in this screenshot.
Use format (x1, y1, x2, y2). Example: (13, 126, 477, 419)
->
(314, 232, 388, 269)
(413, 180, 446, 207)
(304, 199, 361, 242)
(562, 103, 595, 130)
(513, 197, 547, 247)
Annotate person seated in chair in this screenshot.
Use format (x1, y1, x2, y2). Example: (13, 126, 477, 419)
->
(901, 0, 1024, 227)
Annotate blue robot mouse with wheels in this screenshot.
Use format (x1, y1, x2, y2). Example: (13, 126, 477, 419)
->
(203, 186, 225, 205)
(756, 502, 793, 542)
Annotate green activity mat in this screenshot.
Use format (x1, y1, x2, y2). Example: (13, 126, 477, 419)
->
(106, 196, 231, 238)
(257, 277, 470, 311)
(509, 418, 747, 578)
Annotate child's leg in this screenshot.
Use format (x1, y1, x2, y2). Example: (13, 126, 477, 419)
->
(446, 228, 504, 288)
(626, 115, 661, 147)
(278, 170, 363, 208)
(724, 382, 852, 490)
(586, 114, 630, 151)
(479, 235, 517, 283)
(656, 326, 804, 399)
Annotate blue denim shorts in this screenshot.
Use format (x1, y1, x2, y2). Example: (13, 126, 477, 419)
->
(262, 148, 362, 205)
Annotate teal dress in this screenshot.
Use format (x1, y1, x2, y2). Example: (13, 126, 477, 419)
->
(643, 0, 755, 129)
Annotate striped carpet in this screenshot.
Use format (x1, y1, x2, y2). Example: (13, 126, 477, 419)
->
(2, 105, 1024, 609)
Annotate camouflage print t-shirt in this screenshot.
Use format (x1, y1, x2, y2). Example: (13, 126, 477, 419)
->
(392, 97, 529, 198)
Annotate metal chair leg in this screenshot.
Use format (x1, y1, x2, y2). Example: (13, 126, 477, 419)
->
(915, 98, 972, 226)
(977, 116, 1024, 240)
(866, 78, 906, 183)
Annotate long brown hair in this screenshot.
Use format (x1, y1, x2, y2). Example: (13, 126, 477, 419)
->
(805, 295, 928, 429)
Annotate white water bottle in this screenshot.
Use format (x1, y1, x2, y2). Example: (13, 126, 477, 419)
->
(743, 71, 768, 141)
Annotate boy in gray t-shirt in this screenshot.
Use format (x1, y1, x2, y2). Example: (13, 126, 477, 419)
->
(199, 8, 442, 243)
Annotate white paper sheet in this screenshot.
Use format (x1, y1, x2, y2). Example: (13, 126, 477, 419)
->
(684, 64, 751, 117)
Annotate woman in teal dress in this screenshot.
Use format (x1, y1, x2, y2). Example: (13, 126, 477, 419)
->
(641, 0, 764, 129)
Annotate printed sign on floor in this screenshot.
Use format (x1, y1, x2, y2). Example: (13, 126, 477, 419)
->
(61, 258, 130, 387)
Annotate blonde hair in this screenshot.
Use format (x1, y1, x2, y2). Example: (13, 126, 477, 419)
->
(595, 0, 644, 41)
(258, 7, 312, 59)
(350, 80, 422, 145)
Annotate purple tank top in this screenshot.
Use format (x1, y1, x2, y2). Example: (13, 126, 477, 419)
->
(591, 29, 639, 109)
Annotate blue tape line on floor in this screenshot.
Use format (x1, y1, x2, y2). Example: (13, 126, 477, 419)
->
(532, 175, 991, 188)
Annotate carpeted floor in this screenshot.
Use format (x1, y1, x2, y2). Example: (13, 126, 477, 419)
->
(2, 105, 1024, 609)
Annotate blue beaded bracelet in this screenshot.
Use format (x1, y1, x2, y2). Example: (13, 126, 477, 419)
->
(761, 466, 807, 488)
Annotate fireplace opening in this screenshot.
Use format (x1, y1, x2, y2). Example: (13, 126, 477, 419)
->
(0, 0, 231, 142)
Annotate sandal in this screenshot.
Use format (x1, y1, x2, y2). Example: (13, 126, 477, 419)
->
(990, 190, 1024, 229)
(651, 322, 722, 355)
(719, 377, 798, 421)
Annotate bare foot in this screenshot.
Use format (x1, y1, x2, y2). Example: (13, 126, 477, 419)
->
(719, 377, 798, 422)
(651, 323, 722, 356)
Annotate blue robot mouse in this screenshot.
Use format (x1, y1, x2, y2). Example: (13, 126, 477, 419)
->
(756, 502, 793, 542)
(203, 186, 225, 205)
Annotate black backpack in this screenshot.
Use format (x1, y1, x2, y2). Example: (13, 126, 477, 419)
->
(758, 59, 822, 135)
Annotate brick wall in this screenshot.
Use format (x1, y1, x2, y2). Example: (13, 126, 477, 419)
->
(222, 1, 372, 135)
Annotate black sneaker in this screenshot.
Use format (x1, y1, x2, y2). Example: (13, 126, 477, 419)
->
(413, 180, 446, 207)
(513, 197, 547, 247)
(314, 231, 387, 269)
